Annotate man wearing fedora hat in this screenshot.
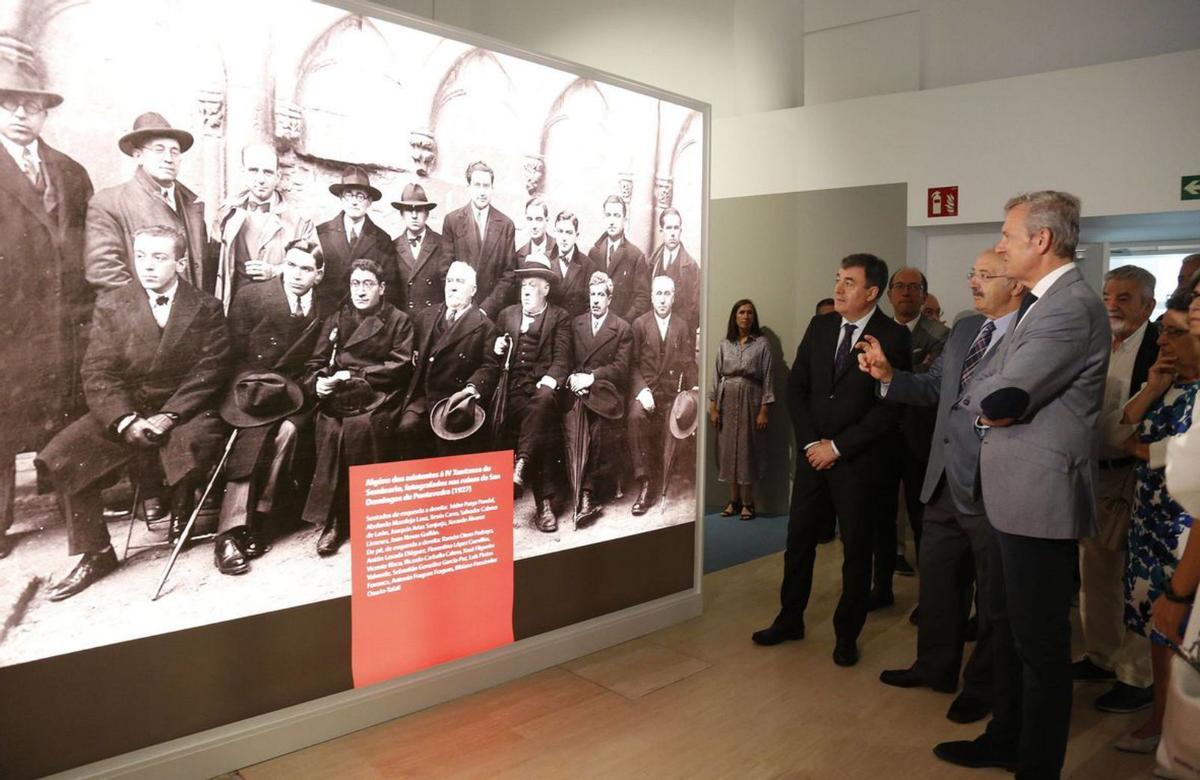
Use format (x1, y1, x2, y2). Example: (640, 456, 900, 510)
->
(494, 263, 573, 531)
(628, 276, 697, 515)
(566, 271, 634, 522)
(442, 160, 517, 321)
(84, 111, 213, 294)
(216, 240, 328, 572)
(0, 36, 94, 558)
(37, 225, 232, 600)
(391, 181, 450, 315)
(315, 165, 403, 316)
(399, 261, 500, 458)
(213, 142, 315, 311)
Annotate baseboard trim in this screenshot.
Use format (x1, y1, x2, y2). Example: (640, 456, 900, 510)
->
(50, 589, 703, 779)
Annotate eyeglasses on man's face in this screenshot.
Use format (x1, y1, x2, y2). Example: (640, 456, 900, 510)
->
(889, 282, 923, 293)
(349, 279, 379, 290)
(342, 191, 371, 203)
(967, 271, 1006, 282)
(1, 96, 47, 115)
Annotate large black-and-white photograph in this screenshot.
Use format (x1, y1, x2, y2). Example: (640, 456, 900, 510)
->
(0, 0, 703, 668)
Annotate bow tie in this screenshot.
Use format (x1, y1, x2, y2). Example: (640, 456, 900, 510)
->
(408, 235, 421, 247)
(246, 200, 270, 213)
(154, 295, 170, 307)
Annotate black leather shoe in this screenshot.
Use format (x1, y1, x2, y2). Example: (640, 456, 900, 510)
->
(946, 692, 991, 724)
(214, 533, 250, 575)
(631, 479, 650, 516)
(933, 736, 1018, 770)
(1094, 681, 1154, 714)
(881, 666, 958, 692)
(833, 640, 859, 667)
(317, 520, 347, 556)
(867, 589, 895, 611)
(895, 555, 916, 576)
(48, 548, 118, 601)
(168, 513, 188, 545)
(751, 622, 805, 646)
(142, 496, 166, 522)
(576, 490, 600, 525)
(513, 456, 528, 487)
(1072, 656, 1117, 682)
(233, 523, 271, 559)
(535, 498, 558, 533)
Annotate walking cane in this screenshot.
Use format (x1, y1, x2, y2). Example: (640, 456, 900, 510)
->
(151, 429, 239, 601)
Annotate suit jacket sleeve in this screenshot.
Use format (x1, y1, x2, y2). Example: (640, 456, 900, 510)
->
(303, 316, 337, 393)
(160, 299, 232, 420)
(883, 351, 944, 407)
(830, 326, 911, 458)
(84, 191, 133, 290)
(629, 255, 651, 321)
(358, 314, 414, 393)
(787, 319, 818, 447)
(963, 298, 1099, 419)
(478, 221, 516, 318)
(81, 294, 137, 429)
(467, 318, 501, 400)
(592, 321, 633, 388)
(227, 289, 257, 365)
(548, 309, 573, 384)
(631, 321, 651, 396)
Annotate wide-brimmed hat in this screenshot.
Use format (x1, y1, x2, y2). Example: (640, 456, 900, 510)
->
(0, 37, 62, 108)
(219, 370, 305, 428)
(514, 257, 557, 286)
(581, 379, 624, 420)
(118, 112, 194, 156)
(329, 165, 382, 202)
(390, 182, 436, 211)
(669, 389, 699, 439)
(322, 376, 387, 418)
(430, 393, 486, 441)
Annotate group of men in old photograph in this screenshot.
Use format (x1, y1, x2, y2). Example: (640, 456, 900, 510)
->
(0, 38, 700, 601)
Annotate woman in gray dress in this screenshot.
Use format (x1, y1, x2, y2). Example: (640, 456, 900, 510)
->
(708, 299, 774, 520)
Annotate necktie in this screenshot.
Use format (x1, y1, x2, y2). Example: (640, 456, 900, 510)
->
(833, 322, 857, 374)
(476, 211, 487, 242)
(154, 295, 169, 307)
(592, 317, 602, 336)
(408, 234, 420, 248)
(1016, 292, 1038, 324)
(606, 242, 614, 270)
(294, 294, 305, 318)
(348, 223, 360, 245)
(446, 308, 458, 325)
(20, 146, 41, 190)
(161, 187, 173, 205)
(246, 200, 269, 213)
(958, 320, 995, 390)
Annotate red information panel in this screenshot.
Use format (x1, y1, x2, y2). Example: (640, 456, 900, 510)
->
(349, 451, 515, 688)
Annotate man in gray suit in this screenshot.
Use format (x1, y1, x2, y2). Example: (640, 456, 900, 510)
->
(860, 250, 1025, 725)
(933, 191, 1110, 777)
(871, 267, 951, 608)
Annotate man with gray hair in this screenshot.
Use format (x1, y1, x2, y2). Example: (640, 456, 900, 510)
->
(1071, 264, 1158, 714)
(934, 191, 1109, 776)
(213, 142, 315, 310)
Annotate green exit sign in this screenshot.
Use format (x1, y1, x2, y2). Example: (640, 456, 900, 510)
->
(1183, 175, 1200, 200)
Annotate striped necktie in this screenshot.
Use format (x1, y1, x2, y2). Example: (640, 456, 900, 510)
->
(958, 320, 995, 390)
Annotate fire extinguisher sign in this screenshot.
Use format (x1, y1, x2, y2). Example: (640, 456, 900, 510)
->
(927, 186, 959, 218)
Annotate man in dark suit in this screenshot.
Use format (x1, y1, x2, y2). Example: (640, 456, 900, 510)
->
(85, 112, 213, 294)
(752, 253, 911, 667)
(0, 44, 93, 558)
(213, 143, 314, 311)
(587, 195, 650, 323)
(935, 192, 1110, 777)
(494, 263, 573, 531)
(1074, 265, 1159, 714)
(516, 196, 553, 263)
(629, 275, 695, 515)
(860, 249, 1027, 724)
(871, 266, 951, 607)
(37, 225, 231, 600)
(647, 208, 700, 331)
(315, 166, 402, 315)
(545, 210, 593, 318)
(441, 160, 516, 320)
(567, 271, 634, 524)
(398, 261, 500, 458)
(214, 240, 327, 574)
(391, 182, 449, 315)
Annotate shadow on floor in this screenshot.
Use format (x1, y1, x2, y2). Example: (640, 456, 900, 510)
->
(702, 509, 789, 573)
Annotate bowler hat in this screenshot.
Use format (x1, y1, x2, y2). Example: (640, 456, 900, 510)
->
(219, 370, 305, 428)
(390, 182, 437, 211)
(430, 393, 486, 441)
(118, 112, 194, 156)
(323, 376, 388, 418)
(329, 166, 382, 202)
(669, 389, 699, 439)
(581, 379, 624, 420)
(0, 36, 62, 108)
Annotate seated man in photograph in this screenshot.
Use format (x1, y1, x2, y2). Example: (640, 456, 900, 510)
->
(493, 261, 573, 531)
(566, 271, 634, 523)
(214, 239, 327, 575)
(629, 275, 696, 515)
(37, 225, 231, 600)
(399, 261, 500, 458)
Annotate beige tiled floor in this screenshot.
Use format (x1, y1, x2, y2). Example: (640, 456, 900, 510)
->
(238, 548, 1159, 779)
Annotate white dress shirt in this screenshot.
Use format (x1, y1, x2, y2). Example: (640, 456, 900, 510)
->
(1021, 262, 1077, 322)
(0, 134, 39, 177)
(145, 280, 179, 329)
(655, 312, 671, 341)
(344, 214, 364, 242)
(1099, 320, 1150, 457)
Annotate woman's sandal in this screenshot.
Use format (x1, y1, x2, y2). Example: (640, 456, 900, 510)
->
(740, 503, 757, 521)
(720, 501, 741, 517)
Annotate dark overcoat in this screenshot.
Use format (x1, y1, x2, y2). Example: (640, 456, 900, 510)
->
(392, 226, 450, 314)
(630, 311, 696, 402)
(315, 213, 403, 314)
(403, 305, 501, 416)
(494, 303, 574, 391)
(441, 204, 516, 319)
(587, 234, 651, 323)
(647, 243, 701, 331)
